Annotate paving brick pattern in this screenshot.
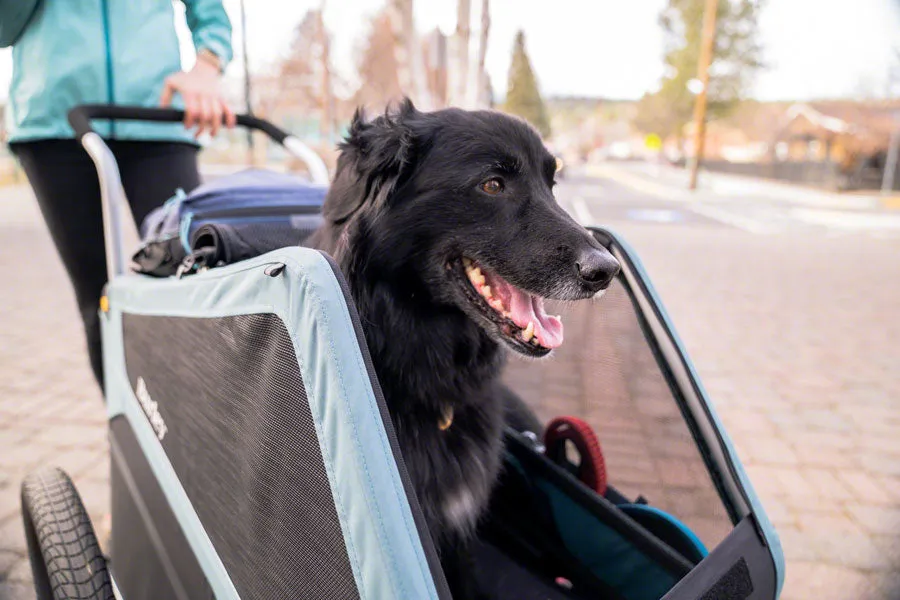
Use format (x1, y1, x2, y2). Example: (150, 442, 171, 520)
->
(596, 223, 900, 600)
(0, 187, 108, 600)
(503, 280, 735, 549)
(2, 178, 900, 599)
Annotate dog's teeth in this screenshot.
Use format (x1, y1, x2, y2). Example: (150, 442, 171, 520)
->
(490, 299, 504, 312)
(522, 321, 535, 342)
(463, 257, 472, 268)
(482, 285, 492, 299)
(468, 268, 485, 286)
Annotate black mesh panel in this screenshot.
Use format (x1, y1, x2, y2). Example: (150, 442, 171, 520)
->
(214, 215, 324, 254)
(700, 558, 753, 600)
(503, 277, 734, 549)
(122, 313, 360, 600)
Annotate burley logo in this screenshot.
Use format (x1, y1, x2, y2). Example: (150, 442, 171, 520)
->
(135, 377, 168, 441)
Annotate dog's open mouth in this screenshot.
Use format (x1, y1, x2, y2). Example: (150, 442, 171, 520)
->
(452, 257, 562, 356)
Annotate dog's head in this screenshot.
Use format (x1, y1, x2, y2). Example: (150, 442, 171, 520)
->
(324, 99, 619, 358)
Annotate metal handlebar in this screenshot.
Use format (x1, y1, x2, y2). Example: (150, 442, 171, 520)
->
(68, 105, 330, 281)
(67, 105, 291, 143)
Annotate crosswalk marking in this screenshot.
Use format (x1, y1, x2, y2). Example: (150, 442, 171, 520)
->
(689, 205, 787, 235)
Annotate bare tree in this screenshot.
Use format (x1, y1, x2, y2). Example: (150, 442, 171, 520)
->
(387, 0, 433, 109)
(470, 0, 490, 108)
(318, 3, 334, 143)
(447, 0, 470, 107)
(277, 11, 324, 111)
(354, 10, 404, 110)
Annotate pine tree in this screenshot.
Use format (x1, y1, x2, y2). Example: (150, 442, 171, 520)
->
(503, 31, 550, 138)
(634, 0, 764, 141)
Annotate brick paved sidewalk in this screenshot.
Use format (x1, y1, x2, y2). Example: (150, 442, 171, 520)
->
(0, 187, 108, 600)
(614, 225, 900, 600)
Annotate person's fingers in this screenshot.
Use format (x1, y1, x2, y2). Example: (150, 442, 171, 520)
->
(222, 100, 237, 129)
(195, 97, 214, 138)
(209, 98, 223, 137)
(183, 94, 199, 131)
(159, 78, 174, 107)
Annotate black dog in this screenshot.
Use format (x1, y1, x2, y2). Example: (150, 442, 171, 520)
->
(308, 99, 619, 598)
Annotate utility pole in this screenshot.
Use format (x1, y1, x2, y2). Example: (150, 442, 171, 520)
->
(883, 113, 900, 194)
(882, 49, 900, 195)
(688, 0, 719, 191)
(239, 0, 254, 165)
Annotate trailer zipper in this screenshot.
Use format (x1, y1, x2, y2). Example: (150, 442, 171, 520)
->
(197, 205, 322, 219)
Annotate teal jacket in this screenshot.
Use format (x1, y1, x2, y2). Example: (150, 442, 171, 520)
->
(5, 0, 232, 144)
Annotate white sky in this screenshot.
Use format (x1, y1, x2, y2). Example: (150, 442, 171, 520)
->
(1, 0, 898, 102)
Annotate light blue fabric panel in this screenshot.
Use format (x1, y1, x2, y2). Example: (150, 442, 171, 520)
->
(103, 247, 439, 600)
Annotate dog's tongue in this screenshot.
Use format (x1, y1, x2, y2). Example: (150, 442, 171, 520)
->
(489, 277, 564, 349)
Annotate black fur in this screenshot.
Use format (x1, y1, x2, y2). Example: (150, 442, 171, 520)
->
(308, 99, 618, 599)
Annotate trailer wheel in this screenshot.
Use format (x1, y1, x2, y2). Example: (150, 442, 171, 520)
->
(21, 468, 114, 600)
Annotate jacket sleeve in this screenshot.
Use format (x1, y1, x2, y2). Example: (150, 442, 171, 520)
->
(181, 0, 234, 68)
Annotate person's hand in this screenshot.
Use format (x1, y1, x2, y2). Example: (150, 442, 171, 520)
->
(159, 59, 236, 137)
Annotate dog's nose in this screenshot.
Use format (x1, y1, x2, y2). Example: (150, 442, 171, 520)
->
(576, 248, 620, 291)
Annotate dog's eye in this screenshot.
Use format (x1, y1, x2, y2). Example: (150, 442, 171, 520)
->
(481, 178, 504, 195)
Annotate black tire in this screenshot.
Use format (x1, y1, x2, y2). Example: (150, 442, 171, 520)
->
(20, 468, 114, 600)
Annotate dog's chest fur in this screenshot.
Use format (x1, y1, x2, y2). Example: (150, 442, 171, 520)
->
(346, 268, 507, 546)
(396, 394, 505, 544)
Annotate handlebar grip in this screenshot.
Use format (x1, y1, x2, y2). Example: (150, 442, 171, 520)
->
(67, 105, 289, 144)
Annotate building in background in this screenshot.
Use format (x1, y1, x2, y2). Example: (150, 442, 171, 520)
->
(698, 100, 900, 191)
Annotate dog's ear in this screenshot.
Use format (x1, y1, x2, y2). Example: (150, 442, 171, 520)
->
(324, 98, 419, 224)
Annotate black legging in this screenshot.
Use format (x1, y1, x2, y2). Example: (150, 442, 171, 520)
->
(12, 139, 201, 388)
